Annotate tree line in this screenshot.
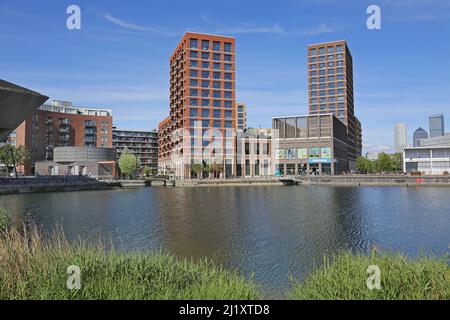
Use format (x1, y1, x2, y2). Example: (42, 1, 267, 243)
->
(356, 152, 403, 174)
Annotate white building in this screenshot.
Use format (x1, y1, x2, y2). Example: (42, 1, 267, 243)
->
(394, 123, 408, 153)
(404, 146, 450, 175)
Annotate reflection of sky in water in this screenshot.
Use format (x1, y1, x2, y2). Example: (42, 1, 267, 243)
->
(2, 186, 449, 299)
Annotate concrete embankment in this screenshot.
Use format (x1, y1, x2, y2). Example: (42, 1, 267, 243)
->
(175, 178, 283, 187)
(287, 175, 450, 186)
(0, 176, 119, 195)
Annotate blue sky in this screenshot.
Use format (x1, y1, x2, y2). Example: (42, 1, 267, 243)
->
(1, 0, 450, 154)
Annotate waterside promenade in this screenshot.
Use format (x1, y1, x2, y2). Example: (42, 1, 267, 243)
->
(280, 174, 450, 186)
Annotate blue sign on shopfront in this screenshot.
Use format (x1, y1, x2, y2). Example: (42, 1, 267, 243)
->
(308, 158, 332, 164)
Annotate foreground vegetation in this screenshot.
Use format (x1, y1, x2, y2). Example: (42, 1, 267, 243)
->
(0, 225, 258, 299)
(0, 206, 448, 300)
(291, 251, 449, 300)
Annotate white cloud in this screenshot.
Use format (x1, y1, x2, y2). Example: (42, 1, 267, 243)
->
(104, 13, 339, 37)
(104, 14, 181, 36)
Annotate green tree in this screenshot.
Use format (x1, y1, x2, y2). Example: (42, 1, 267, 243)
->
(118, 150, 140, 179)
(356, 157, 370, 173)
(377, 152, 394, 173)
(0, 144, 30, 174)
(391, 152, 403, 173)
(143, 166, 152, 177)
(190, 164, 203, 179)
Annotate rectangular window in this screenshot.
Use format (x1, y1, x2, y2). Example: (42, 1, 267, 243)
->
(213, 72, 221, 79)
(309, 148, 320, 158)
(202, 40, 209, 50)
(224, 42, 232, 52)
(224, 101, 232, 108)
(202, 109, 210, 118)
(213, 120, 221, 128)
(224, 73, 232, 80)
(202, 90, 209, 97)
(190, 70, 198, 78)
(213, 41, 221, 51)
(225, 110, 232, 119)
(190, 89, 198, 97)
(213, 81, 221, 89)
(213, 110, 221, 118)
(224, 82, 232, 90)
(190, 60, 198, 68)
(213, 91, 221, 98)
(213, 62, 221, 70)
(190, 108, 198, 117)
(224, 91, 232, 99)
(224, 54, 232, 62)
(213, 100, 221, 108)
(225, 121, 232, 128)
(309, 48, 317, 56)
(202, 52, 209, 60)
(201, 61, 209, 69)
(190, 98, 198, 106)
(202, 71, 210, 78)
(202, 99, 210, 107)
(190, 79, 198, 87)
(190, 39, 198, 49)
(224, 63, 232, 71)
(190, 51, 198, 59)
(201, 80, 210, 88)
(202, 120, 210, 127)
(213, 53, 221, 61)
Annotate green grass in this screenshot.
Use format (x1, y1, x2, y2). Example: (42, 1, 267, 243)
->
(0, 226, 259, 300)
(290, 251, 450, 300)
(0, 202, 12, 230)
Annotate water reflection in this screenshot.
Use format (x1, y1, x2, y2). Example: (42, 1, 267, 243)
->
(1, 185, 449, 298)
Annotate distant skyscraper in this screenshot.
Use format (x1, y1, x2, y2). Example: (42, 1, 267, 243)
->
(429, 114, 445, 138)
(394, 123, 407, 153)
(413, 127, 428, 147)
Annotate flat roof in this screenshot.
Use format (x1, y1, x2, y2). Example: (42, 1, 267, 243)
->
(184, 31, 236, 39)
(307, 40, 347, 47)
(404, 146, 450, 150)
(272, 113, 334, 119)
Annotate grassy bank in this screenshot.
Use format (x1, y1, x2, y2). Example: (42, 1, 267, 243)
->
(290, 251, 450, 300)
(0, 226, 259, 300)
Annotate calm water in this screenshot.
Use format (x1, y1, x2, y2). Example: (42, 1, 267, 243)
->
(2, 186, 449, 298)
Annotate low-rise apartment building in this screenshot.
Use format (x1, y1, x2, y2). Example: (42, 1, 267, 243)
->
(113, 129, 158, 171)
